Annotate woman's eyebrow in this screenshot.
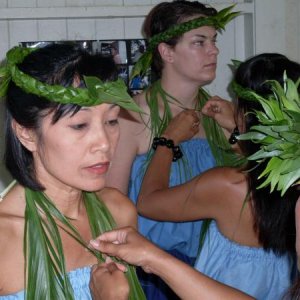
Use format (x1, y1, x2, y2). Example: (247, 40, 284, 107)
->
(193, 33, 218, 39)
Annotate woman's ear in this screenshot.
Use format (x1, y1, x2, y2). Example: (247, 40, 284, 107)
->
(157, 42, 174, 64)
(73, 73, 81, 88)
(12, 119, 37, 152)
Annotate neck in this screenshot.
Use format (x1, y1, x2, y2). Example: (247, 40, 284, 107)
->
(43, 184, 84, 219)
(160, 74, 200, 113)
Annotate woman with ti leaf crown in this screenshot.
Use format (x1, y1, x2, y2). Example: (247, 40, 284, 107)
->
(0, 43, 145, 300)
(106, 2, 242, 298)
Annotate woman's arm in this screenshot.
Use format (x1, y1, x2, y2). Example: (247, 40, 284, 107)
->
(137, 109, 233, 222)
(90, 227, 254, 300)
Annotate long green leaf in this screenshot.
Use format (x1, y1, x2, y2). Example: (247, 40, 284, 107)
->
(25, 188, 74, 300)
(24, 189, 145, 299)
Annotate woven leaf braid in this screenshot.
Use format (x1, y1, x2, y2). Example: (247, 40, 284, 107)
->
(148, 5, 238, 51)
(130, 5, 239, 79)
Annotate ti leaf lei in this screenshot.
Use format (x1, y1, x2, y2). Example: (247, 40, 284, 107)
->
(145, 80, 246, 168)
(143, 80, 246, 255)
(234, 73, 300, 196)
(24, 188, 145, 300)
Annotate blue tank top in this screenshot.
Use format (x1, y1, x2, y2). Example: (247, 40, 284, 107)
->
(194, 221, 295, 299)
(129, 138, 215, 259)
(0, 266, 92, 299)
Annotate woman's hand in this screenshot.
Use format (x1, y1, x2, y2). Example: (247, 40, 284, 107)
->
(163, 109, 200, 144)
(202, 96, 236, 133)
(90, 258, 129, 300)
(89, 226, 163, 274)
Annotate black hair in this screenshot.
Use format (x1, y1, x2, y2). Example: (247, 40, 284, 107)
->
(234, 53, 300, 254)
(143, 0, 217, 76)
(5, 43, 118, 191)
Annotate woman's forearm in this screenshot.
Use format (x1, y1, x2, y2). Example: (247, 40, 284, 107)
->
(148, 249, 254, 300)
(139, 145, 173, 196)
(91, 227, 254, 300)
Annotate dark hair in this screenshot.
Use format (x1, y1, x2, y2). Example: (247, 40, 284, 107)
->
(285, 274, 300, 299)
(234, 53, 300, 254)
(5, 43, 118, 191)
(143, 0, 217, 76)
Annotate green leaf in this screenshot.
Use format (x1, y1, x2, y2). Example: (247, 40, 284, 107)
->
(240, 75, 300, 195)
(280, 157, 300, 174)
(129, 51, 153, 81)
(24, 189, 146, 300)
(231, 59, 242, 69)
(277, 169, 300, 196)
(25, 188, 74, 300)
(238, 132, 267, 141)
(248, 149, 283, 160)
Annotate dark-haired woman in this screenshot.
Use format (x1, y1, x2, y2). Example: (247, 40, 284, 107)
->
(134, 53, 300, 299)
(0, 44, 143, 299)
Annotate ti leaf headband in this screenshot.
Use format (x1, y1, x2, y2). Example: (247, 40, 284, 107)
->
(230, 80, 266, 102)
(234, 73, 300, 196)
(130, 4, 240, 80)
(0, 46, 143, 113)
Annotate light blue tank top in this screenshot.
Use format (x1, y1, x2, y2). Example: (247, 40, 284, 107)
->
(0, 266, 92, 299)
(194, 221, 295, 300)
(129, 138, 215, 259)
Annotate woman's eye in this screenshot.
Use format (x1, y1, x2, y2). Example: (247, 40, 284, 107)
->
(105, 119, 119, 126)
(194, 41, 205, 46)
(70, 123, 87, 130)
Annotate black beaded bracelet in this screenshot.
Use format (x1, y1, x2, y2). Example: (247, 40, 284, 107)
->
(228, 126, 240, 144)
(152, 137, 183, 162)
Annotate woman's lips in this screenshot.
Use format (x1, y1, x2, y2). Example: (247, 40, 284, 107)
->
(85, 162, 110, 175)
(204, 63, 217, 69)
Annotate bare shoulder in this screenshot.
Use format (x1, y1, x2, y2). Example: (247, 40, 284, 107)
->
(98, 187, 134, 208)
(0, 186, 25, 294)
(199, 166, 246, 187)
(192, 167, 248, 213)
(0, 184, 25, 218)
(120, 92, 150, 133)
(0, 184, 25, 235)
(117, 92, 151, 152)
(96, 188, 137, 229)
(106, 91, 151, 192)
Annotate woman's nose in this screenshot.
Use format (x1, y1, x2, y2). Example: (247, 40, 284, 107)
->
(91, 128, 110, 153)
(209, 43, 219, 55)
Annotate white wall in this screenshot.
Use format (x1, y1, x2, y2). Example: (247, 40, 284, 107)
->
(0, 0, 298, 191)
(254, 0, 300, 62)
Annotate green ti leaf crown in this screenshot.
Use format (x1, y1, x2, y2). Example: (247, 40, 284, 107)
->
(0, 46, 143, 113)
(130, 5, 240, 80)
(235, 73, 300, 196)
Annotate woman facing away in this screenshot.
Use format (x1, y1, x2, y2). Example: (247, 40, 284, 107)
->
(0, 43, 144, 299)
(106, 0, 239, 271)
(134, 53, 300, 299)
